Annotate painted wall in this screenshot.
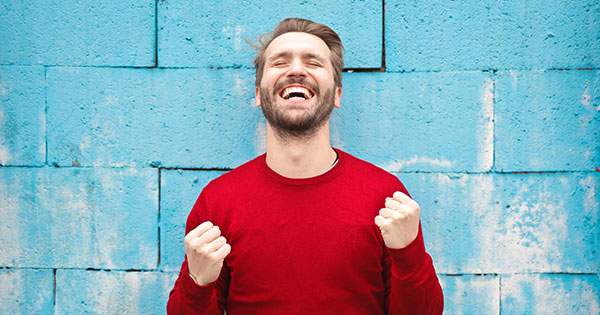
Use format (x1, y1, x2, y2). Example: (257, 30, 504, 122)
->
(1, 1, 598, 314)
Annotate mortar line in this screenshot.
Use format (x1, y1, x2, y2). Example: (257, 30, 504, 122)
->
(498, 274, 502, 315)
(44, 66, 48, 166)
(492, 69, 497, 172)
(3, 63, 596, 73)
(2, 266, 597, 276)
(154, 0, 159, 67)
(53, 269, 56, 308)
(0, 164, 597, 175)
(157, 168, 162, 268)
(381, 0, 386, 71)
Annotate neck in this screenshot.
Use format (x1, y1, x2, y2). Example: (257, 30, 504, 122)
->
(265, 121, 337, 179)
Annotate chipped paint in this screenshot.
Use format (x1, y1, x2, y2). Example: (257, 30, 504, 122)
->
(579, 175, 598, 219)
(509, 70, 519, 89)
(383, 155, 453, 171)
(104, 95, 119, 107)
(498, 178, 567, 272)
(479, 78, 494, 171)
(0, 107, 8, 164)
(469, 175, 497, 271)
(580, 83, 600, 112)
(222, 25, 246, 52)
(434, 172, 468, 187)
(55, 185, 96, 266)
(0, 178, 22, 265)
(123, 272, 142, 315)
(0, 146, 10, 165)
(0, 270, 23, 309)
(0, 79, 8, 97)
(79, 134, 91, 152)
(503, 274, 600, 313)
(233, 72, 248, 96)
(39, 109, 46, 159)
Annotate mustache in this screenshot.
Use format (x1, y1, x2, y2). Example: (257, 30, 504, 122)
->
(273, 78, 319, 96)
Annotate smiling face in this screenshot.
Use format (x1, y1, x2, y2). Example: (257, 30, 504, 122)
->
(255, 32, 342, 140)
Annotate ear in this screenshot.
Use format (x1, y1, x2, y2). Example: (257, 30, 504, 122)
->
(334, 86, 342, 108)
(254, 86, 261, 107)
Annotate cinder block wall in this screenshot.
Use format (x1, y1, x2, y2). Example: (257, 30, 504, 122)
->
(1, 1, 598, 314)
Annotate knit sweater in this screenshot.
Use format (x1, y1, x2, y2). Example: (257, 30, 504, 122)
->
(167, 147, 444, 314)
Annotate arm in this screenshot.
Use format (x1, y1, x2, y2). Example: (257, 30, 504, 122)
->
(167, 191, 229, 314)
(384, 221, 444, 314)
(375, 181, 444, 314)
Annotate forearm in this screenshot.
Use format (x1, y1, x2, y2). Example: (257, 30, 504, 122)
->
(386, 223, 444, 314)
(387, 252, 444, 314)
(167, 258, 222, 315)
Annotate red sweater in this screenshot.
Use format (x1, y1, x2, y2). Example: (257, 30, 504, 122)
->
(167, 147, 443, 314)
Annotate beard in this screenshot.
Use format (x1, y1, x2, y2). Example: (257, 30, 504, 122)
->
(259, 80, 336, 141)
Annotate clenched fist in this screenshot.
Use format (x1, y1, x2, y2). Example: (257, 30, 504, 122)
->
(374, 191, 420, 249)
(184, 221, 232, 286)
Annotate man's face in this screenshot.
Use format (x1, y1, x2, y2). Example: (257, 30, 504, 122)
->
(255, 32, 342, 139)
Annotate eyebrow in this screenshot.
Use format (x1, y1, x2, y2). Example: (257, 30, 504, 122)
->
(267, 51, 326, 63)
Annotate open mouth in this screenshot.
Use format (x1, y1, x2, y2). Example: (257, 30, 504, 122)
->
(278, 85, 315, 102)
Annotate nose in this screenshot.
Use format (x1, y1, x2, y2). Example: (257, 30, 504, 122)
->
(286, 58, 308, 77)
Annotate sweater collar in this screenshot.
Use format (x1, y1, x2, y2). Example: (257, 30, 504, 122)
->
(260, 147, 346, 186)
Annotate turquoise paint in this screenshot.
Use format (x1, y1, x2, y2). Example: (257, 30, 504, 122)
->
(1, 0, 598, 313)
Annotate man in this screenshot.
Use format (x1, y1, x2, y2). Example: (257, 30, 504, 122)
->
(167, 17, 443, 314)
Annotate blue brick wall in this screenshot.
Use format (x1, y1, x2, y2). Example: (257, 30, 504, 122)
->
(1, 1, 598, 314)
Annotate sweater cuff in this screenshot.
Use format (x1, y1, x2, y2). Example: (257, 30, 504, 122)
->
(182, 271, 216, 300)
(386, 233, 426, 276)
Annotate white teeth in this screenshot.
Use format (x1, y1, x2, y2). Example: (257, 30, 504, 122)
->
(281, 86, 312, 99)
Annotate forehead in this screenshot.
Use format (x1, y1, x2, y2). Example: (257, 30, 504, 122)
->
(264, 32, 331, 60)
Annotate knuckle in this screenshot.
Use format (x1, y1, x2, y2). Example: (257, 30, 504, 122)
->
(187, 238, 199, 248)
(223, 243, 232, 252)
(193, 247, 203, 256)
(195, 245, 209, 256)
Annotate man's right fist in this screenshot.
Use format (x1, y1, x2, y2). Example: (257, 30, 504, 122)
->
(184, 221, 232, 286)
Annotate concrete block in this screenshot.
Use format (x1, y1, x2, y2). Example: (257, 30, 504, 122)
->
(502, 274, 600, 314)
(398, 172, 599, 273)
(47, 67, 261, 168)
(439, 275, 499, 314)
(0, 1, 155, 66)
(334, 71, 493, 172)
(158, 0, 382, 68)
(0, 268, 54, 314)
(0, 167, 158, 269)
(160, 169, 225, 271)
(386, 1, 599, 71)
(495, 70, 599, 171)
(55, 269, 177, 314)
(0, 66, 45, 166)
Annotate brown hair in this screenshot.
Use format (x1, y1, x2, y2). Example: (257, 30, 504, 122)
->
(249, 17, 344, 88)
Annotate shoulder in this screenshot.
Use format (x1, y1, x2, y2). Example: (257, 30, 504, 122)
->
(341, 149, 410, 196)
(342, 149, 400, 182)
(202, 153, 264, 195)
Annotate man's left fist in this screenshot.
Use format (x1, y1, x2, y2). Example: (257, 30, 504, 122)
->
(374, 191, 420, 249)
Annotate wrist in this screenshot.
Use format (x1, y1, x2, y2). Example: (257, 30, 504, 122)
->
(188, 272, 204, 286)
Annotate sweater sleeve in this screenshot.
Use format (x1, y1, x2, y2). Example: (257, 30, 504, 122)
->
(167, 189, 229, 315)
(383, 220, 444, 314)
(382, 179, 444, 314)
